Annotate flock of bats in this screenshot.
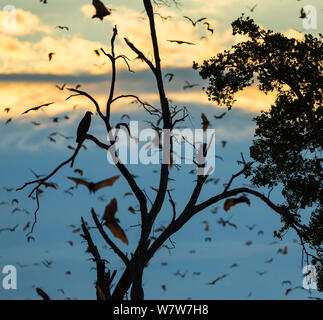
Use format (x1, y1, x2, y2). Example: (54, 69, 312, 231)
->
(0, 0, 319, 300)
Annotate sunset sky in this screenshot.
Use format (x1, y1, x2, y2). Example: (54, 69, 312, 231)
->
(0, 0, 322, 300)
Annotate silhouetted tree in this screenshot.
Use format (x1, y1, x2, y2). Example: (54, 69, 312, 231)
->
(197, 15, 322, 291)
(17, 4, 322, 300)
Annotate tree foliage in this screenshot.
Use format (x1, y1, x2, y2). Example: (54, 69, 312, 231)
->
(197, 15, 322, 290)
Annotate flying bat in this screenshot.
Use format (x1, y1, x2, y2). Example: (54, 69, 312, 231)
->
(183, 16, 207, 27)
(201, 113, 210, 131)
(55, 25, 69, 31)
(67, 175, 120, 193)
(22, 102, 54, 115)
(56, 83, 66, 90)
(203, 22, 214, 34)
(92, 0, 111, 20)
(101, 199, 128, 245)
(206, 274, 229, 285)
(167, 40, 196, 45)
(247, 4, 257, 12)
(183, 80, 199, 90)
(224, 196, 250, 212)
(214, 112, 226, 119)
(4, 107, 10, 113)
(165, 73, 174, 82)
(48, 52, 55, 61)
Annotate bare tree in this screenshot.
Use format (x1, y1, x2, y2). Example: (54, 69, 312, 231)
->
(17, 0, 315, 300)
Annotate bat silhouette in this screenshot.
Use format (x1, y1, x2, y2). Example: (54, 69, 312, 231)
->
(201, 113, 210, 131)
(206, 274, 228, 285)
(203, 22, 214, 34)
(167, 40, 196, 45)
(224, 196, 250, 211)
(183, 80, 199, 90)
(94, 49, 100, 56)
(56, 25, 69, 31)
(247, 4, 257, 12)
(92, 0, 111, 20)
(277, 246, 288, 255)
(101, 199, 128, 245)
(0, 224, 18, 233)
(5, 118, 12, 125)
(22, 102, 54, 115)
(183, 16, 207, 26)
(214, 112, 226, 119)
(154, 13, 172, 22)
(165, 73, 174, 82)
(246, 224, 257, 231)
(67, 175, 119, 193)
(74, 169, 83, 176)
(48, 52, 55, 61)
(4, 107, 10, 113)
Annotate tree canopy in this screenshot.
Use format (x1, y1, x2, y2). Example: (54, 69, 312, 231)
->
(197, 15, 323, 290)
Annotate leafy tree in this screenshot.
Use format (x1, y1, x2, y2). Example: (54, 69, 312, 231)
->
(197, 15, 322, 290)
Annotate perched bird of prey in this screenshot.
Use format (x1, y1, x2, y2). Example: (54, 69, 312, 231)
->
(22, 102, 54, 115)
(92, 0, 111, 20)
(55, 25, 69, 31)
(48, 52, 55, 61)
(76, 111, 92, 144)
(167, 40, 196, 45)
(203, 22, 214, 34)
(183, 16, 207, 27)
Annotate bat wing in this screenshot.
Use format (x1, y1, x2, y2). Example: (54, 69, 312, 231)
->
(93, 175, 120, 192)
(36, 288, 51, 300)
(105, 222, 128, 245)
(183, 16, 193, 24)
(102, 198, 118, 220)
(196, 17, 207, 23)
(67, 177, 90, 189)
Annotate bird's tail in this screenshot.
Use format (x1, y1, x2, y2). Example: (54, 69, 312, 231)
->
(70, 143, 83, 168)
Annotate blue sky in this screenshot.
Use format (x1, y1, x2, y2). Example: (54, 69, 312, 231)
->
(0, 0, 322, 300)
